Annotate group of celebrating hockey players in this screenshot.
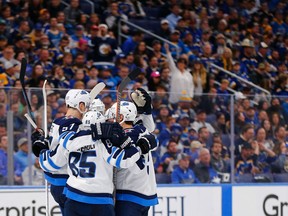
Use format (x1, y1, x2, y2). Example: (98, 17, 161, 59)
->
(30, 86, 158, 216)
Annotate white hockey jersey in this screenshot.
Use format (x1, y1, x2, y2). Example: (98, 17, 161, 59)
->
(116, 124, 159, 206)
(40, 130, 142, 204)
(40, 116, 82, 186)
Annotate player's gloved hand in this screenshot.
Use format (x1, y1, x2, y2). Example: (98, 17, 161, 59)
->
(136, 134, 157, 154)
(91, 122, 122, 141)
(110, 128, 132, 149)
(31, 128, 45, 143)
(130, 88, 152, 114)
(32, 138, 49, 157)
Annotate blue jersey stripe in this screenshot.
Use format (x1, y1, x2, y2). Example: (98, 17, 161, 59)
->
(116, 189, 157, 199)
(44, 173, 68, 186)
(107, 147, 117, 164)
(39, 151, 50, 172)
(116, 194, 158, 206)
(47, 153, 61, 170)
(115, 151, 125, 168)
(58, 131, 69, 142)
(65, 187, 114, 204)
(63, 132, 75, 149)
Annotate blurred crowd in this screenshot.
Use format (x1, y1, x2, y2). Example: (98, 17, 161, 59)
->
(0, 0, 288, 185)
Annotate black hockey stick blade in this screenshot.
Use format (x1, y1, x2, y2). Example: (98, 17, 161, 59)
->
(20, 58, 35, 122)
(118, 67, 141, 92)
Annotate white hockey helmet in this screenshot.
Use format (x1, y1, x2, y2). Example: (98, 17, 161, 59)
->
(105, 108, 114, 121)
(110, 101, 137, 123)
(82, 110, 106, 128)
(90, 98, 105, 114)
(65, 89, 91, 114)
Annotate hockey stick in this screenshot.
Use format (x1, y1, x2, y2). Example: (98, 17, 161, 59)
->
(116, 67, 141, 122)
(113, 67, 141, 200)
(42, 80, 50, 216)
(20, 58, 35, 122)
(24, 113, 37, 129)
(90, 82, 106, 103)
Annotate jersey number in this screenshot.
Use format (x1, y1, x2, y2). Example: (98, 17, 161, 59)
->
(69, 151, 96, 178)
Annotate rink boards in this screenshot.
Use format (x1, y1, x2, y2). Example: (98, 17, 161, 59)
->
(0, 184, 288, 216)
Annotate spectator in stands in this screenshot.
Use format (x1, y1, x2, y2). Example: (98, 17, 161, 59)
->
(3, 61, 18, 86)
(146, 55, 160, 79)
(253, 137, 277, 174)
(34, 48, 53, 74)
(164, 43, 194, 105)
(235, 141, 259, 175)
(91, 24, 118, 63)
(165, 29, 193, 58)
(103, 1, 128, 34)
(240, 38, 258, 83)
(159, 19, 171, 40)
(196, 126, 210, 148)
(235, 124, 255, 156)
(14, 138, 35, 184)
(0, 45, 19, 66)
(46, 0, 66, 18)
(22, 158, 44, 185)
(150, 42, 166, 68)
(212, 112, 229, 135)
(48, 65, 70, 89)
(165, 4, 182, 32)
(200, 43, 217, 74)
(46, 17, 63, 47)
(191, 58, 207, 96)
(210, 142, 229, 174)
(271, 141, 288, 174)
(0, 135, 8, 185)
(154, 105, 170, 134)
(147, 71, 161, 92)
(63, 0, 82, 26)
(270, 112, 286, 135)
(185, 140, 202, 169)
(133, 41, 151, 68)
(244, 106, 259, 126)
(216, 78, 230, 111)
(171, 153, 197, 184)
(121, 30, 143, 56)
(193, 148, 218, 183)
(273, 126, 287, 145)
(160, 140, 180, 174)
(27, 64, 45, 87)
(191, 109, 215, 134)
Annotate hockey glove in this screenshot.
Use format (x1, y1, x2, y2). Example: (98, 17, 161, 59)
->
(130, 88, 152, 114)
(109, 128, 132, 149)
(31, 128, 45, 143)
(91, 122, 123, 141)
(32, 138, 49, 157)
(136, 134, 157, 154)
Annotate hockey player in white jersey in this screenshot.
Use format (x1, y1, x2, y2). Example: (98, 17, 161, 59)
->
(31, 89, 90, 214)
(90, 98, 105, 114)
(107, 100, 159, 216)
(37, 110, 157, 216)
(131, 88, 155, 133)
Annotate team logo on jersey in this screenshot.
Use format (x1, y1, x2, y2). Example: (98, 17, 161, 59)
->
(99, 43, 110, 56)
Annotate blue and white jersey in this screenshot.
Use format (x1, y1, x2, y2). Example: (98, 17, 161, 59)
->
(116, 124, 159, 207)
(40, 130, 141, 205)
(40, 116, 82, 186)
(134, 114, 155, 133)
